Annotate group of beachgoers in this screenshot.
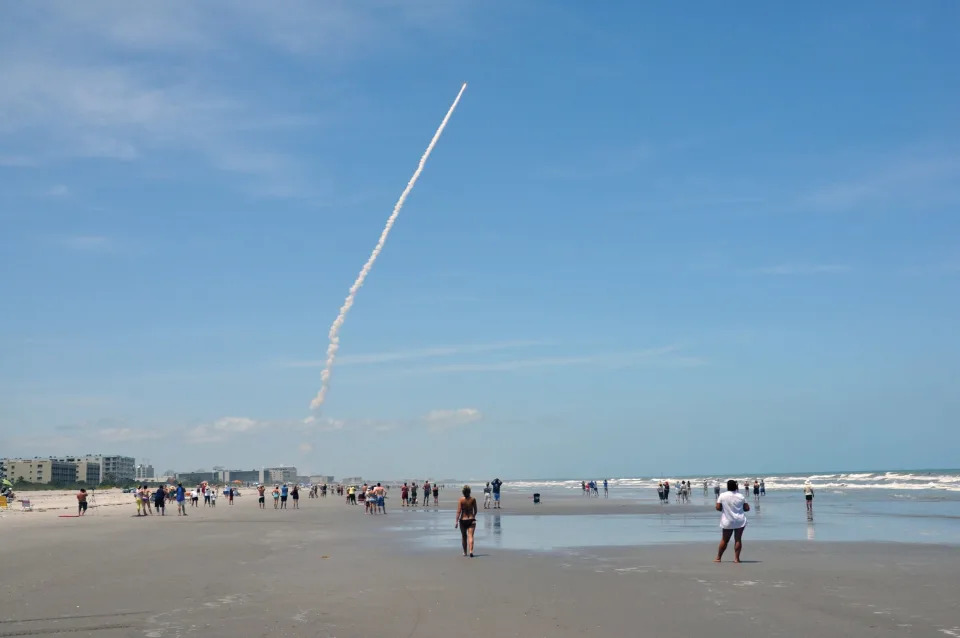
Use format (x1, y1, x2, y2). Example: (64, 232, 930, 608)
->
(657, 478, 770, 504)
(255, 483, 301, 509)
(130, 483, 237, 517)
(580, 479, 609, 497)
(397, 481, 440, 509)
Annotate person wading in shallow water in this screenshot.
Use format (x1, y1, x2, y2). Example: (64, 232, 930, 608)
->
(715, 479, 750, 563)
(455, 485, 478, 558)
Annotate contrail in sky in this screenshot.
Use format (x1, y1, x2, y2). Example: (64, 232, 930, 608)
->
(310, 82, 468, 410)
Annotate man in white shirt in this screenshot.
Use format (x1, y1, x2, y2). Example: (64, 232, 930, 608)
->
(715, 479, 750, 563)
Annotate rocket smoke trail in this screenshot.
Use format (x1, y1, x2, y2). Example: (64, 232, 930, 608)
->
(310, 82, 467, 410)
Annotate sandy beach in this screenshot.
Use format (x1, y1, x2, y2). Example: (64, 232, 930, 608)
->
(2, 489, 958, 637)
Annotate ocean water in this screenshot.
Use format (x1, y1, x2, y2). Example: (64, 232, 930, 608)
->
(502, 469, 960, 494)
(391, 470, 960, 551)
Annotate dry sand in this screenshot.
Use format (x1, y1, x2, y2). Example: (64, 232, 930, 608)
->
(1, 491, 958, 637)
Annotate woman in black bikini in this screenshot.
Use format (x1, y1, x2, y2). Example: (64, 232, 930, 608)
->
(455, 485, 478, 557)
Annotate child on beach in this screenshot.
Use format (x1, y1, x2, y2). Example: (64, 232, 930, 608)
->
(483, 482, 492, 509)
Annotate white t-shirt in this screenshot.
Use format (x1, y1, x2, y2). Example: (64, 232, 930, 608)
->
(717, 490, 747, 529)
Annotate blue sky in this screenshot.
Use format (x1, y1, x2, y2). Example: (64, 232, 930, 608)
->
(1, 1, 958, 480)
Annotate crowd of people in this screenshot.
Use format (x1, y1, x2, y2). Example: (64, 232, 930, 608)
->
(658, 478, 769, 504)
(124, 482, 238, 516)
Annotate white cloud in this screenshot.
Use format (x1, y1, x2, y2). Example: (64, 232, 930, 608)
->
(59, 235, 114, 252)
(413, 346, 681, 374)
(0, 2, 476, 198)
(97, 427, 163, 442)
(751, 264, 852, 276)
(298, 442, 314, 454)
(282, 340, 545, 368)
(45, 184, 70, 197)
(0, 155, 38, 167)
(190, 416, 261, 442)
(423, 408, 482, 432)
(801, 155, 960, 213)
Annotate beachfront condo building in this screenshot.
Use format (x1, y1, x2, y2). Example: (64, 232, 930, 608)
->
(75, 460, 101, 484)
(264, 466, 298, 484)
(49, 457, 102, 484)
(79, 455, 135, 483)
(3, 458, 79, 485)
(135, 463, 155, 480)
(218, 469, 260, 484)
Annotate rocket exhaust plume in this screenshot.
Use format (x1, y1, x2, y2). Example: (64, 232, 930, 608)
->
(310, 82, 467, 410)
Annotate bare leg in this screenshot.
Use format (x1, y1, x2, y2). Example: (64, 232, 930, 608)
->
(460, 525, 468, 556)
(733, 527, 745, 563)
(467, 525, 476, 556)
(715, 528, 733, 562)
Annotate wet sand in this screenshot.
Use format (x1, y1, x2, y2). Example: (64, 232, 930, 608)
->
(1, 494, 958, 637)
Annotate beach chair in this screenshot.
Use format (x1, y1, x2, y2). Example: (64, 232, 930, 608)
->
(19, 499, 33, 511)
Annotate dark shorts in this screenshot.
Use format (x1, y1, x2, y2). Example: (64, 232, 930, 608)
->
(281, 495, 288, 502)
(259, 496, 265, 503)
(459, 519, 476, 535)
(79, 501, 87, 511)
(293, 494, 299, 500)
(493, 492, 500, 501)
(805, 495, 813, 501)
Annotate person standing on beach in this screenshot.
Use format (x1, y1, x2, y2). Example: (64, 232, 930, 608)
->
(176, 483, 187, 516)
(142, 485, 153, 515)
(657, 482, 665, 503)
(423, 481, 430, 508)
(604, 479, 609, 497)
(753, 480, 760, 502)
(483, 482, 492, 509)
(491, 478, 502, 509)
(401, 482, 409, 507)
(257, 484, 266, 509)
(432, 483, 439, 506)
(715, 480, 750, 563)
(154, 485, 166, 515)
(760, 479, 766, 496)
(455, 485, 478, 557)
(272, 486, 280, 509)
(375, 483, 386, 514)
(292, 484, 300, 509)
(210, 487, 217, 507)
(228, 486, 235, 505)
(280, 484, 288, 509)
(804, 481, 815, 514)
(77, 488, 87, 516)
(714, 481, 721, 498)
